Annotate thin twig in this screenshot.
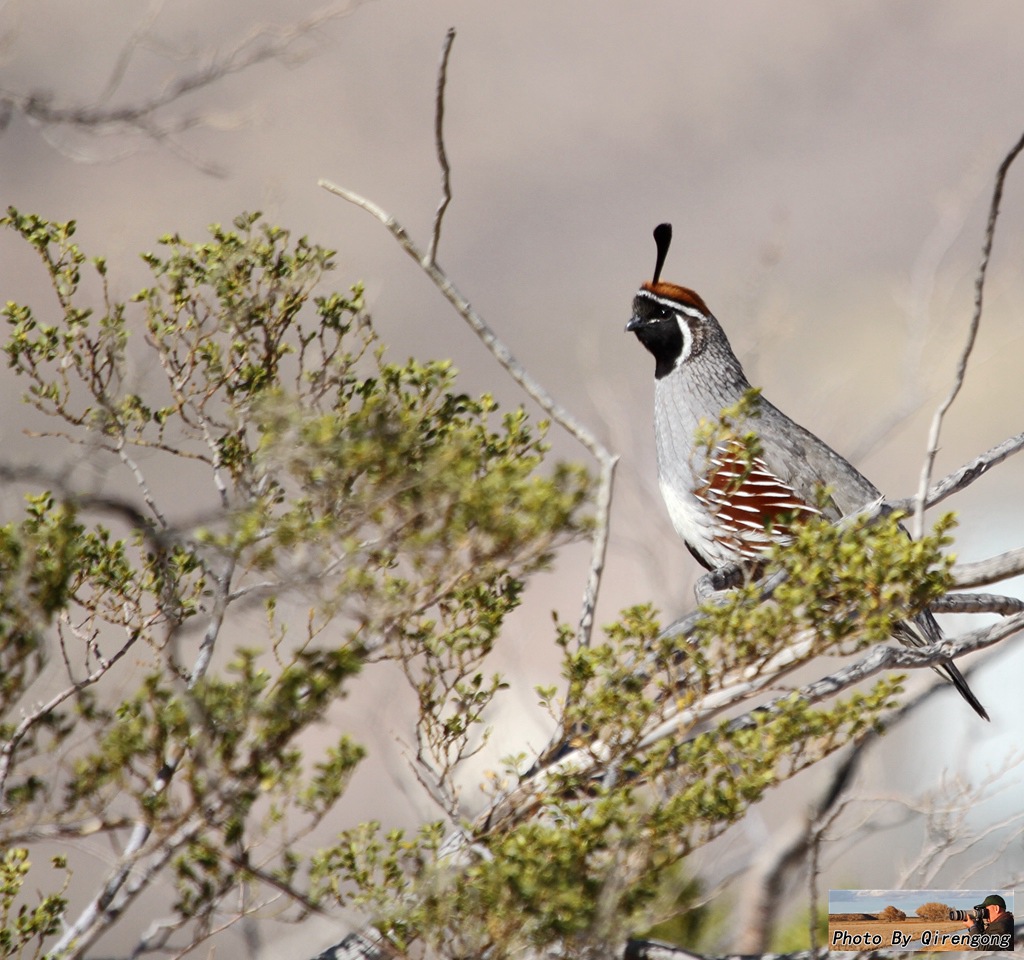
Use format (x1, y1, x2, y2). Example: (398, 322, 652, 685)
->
(1, 0, 367, 174)
(426, 28, 455, 268)
(97, 0, 167, 105)
(0, 626, 140, 810)
(912, 128, 1024, 538)
(188, 556, 235, 686)
(115, 434, 169, 529)
(319, 33, 617, 648)
(846, 172, 982, 465)
(891, 428, 1024, 515)
(48, 558, 235, 959)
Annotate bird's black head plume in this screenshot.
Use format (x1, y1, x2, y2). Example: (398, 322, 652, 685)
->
(652, 223, 672, 284)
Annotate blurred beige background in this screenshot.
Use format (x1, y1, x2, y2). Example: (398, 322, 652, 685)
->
(1, 1, 1023, 955)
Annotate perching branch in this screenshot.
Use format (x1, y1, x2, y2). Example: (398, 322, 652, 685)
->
(911, 128, 1024, 538)
(484, 605, 1024, 842)
(779, 610, 1024, 710)
(319, 28, 617, 648)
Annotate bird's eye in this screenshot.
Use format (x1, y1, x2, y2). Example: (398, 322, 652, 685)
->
(652, 304, 674, 320)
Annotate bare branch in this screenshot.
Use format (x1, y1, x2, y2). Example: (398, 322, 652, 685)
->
(895, 753, 1024, 887)
(114, 434, 169, 529)
(912, 128, 1024, 538)
(951, 546, 1024, 588)
(849, 169, 987, 466)
(320, 180, 617, 650)
(48, 557, 237, 959)
(933, 592, 1024, 616)
(96, 0, 167, 105)
(891, 428, 1024, 514)
(426, 28, 456, 268)
(0, 1, 366, 173)
(187, 556, 235, 686)
(0, 619, 140, 810)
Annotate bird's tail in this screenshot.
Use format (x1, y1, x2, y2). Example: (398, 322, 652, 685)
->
(897, 611, 990, 721)
(934, 658, 990, 721)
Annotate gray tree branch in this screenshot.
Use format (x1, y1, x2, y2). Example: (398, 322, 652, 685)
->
(0, 1, 366, 175)
(47, 558, 237, 959)
(427, 27, 456, 268)
(951, 546, 1024, 588)
(912, 128, 1024, 538)
(319, 29, 616, 650)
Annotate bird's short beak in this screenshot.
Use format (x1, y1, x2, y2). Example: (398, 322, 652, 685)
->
(625, 315, 642, 333)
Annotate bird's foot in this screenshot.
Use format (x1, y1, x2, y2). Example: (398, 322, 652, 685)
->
(695, 562, 749, 603)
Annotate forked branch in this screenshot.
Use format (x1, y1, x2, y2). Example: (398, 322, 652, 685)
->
(912, 129, 1024, 538)
(0, 1, 367, 175)
(319, 28, 616, 647)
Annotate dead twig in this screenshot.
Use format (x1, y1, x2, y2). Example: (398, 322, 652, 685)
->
(912, 129, 1024, 538)
(0, 1, 366, 175)
(427, 27, 455, 268)
(319, 28, 616, 648)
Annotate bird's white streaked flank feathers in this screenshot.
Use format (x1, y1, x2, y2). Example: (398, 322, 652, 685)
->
(626, 221, 989, 721)
(694, 439, 821, 561)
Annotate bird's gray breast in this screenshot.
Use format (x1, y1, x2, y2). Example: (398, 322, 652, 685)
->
(652, 377, 733, 564)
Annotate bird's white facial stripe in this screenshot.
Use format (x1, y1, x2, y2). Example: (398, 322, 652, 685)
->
(675, 317, 694, 368)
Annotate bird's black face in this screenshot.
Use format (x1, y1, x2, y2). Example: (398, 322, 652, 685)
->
(627, 286, 709, 379)
(627, 293, 684, 379)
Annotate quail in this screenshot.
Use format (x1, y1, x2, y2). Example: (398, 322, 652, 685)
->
(626, 223, 988, 720)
